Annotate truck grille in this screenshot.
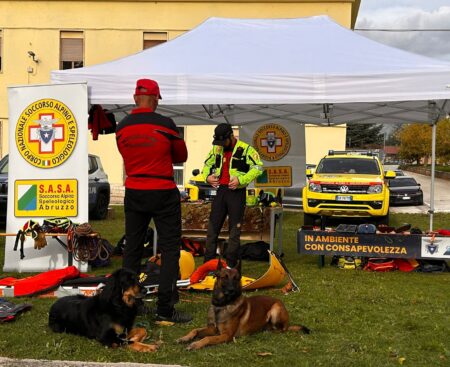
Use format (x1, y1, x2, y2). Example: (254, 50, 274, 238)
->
(308, 199, 383, 210)
(321, 184, 369, 194)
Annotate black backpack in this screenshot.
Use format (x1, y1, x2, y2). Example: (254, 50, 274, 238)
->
(417, 259, 449, 273)
(238, 241, 270, 261)
(113, 228, 155, 257)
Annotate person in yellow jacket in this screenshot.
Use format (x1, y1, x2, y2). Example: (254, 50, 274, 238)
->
(202, 123, 263, 267)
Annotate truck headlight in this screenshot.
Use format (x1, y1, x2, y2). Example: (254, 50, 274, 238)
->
(367, 184, 382, 194)
(309, 182, 322, 192)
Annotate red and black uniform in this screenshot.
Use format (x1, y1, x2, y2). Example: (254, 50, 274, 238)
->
(116, 107, 187, 317)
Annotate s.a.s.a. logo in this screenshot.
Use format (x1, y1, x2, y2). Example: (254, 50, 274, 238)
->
(16, 99, 78, 168)
(252, 123, 291, 161)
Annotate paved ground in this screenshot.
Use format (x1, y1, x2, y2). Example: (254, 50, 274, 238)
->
(0, 358, 184, 367)
(390, 171, 450, 214)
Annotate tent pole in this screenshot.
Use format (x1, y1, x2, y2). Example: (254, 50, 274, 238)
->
(428, 101, 437, 231)
(429, 121, 436, 231)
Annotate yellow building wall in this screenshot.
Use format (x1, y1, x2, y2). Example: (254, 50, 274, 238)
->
(185, 125, 216, 180)
(305, 124, 347, 164)
(0, 0, 359, 186)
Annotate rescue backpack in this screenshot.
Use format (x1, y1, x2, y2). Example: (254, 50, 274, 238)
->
(337, 256, 363, 270)
(364, 258, 397, 272)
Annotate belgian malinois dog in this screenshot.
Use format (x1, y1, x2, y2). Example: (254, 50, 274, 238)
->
(177, 261, 310, 350)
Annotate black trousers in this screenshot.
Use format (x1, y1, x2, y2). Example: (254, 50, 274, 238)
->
(123, 188, 181, 316)
(204, 186, 246, 268)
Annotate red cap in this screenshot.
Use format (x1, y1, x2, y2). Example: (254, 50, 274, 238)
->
(135, 79, 162, 99)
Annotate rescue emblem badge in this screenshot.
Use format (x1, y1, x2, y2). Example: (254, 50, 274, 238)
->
(252, 123, 291, 161)
(16, 99, 78, 168)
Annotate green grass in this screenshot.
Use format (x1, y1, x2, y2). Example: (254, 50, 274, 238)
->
(402, 164, 450, 173)
(429, 165, 450, 173)
(0, 208, 449, 366)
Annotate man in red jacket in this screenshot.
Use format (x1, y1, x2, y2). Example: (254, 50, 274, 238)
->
(116, 79, 191, 323)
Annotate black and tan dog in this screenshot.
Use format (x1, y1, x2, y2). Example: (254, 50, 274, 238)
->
(178, 262, 310, 350)
(49, 268, 159, 352)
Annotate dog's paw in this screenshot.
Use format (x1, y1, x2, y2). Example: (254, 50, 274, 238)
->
(140, 343, 160, 353)
(177, 335, 192, 344)
(187, 341, 202, 351)
(130, 342, 160, 352)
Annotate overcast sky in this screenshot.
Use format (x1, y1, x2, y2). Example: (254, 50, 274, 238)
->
(356, 0, 450, 61)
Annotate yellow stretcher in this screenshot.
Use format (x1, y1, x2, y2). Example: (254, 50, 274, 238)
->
(186, 251, 286, 291)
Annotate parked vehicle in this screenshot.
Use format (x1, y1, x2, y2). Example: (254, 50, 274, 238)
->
(302, 150, 395, 225)
(384, 169, 404, 177)
(388, 176, 423, 206)
(0, 154, 110, 221)
(88, 154, 111, 219)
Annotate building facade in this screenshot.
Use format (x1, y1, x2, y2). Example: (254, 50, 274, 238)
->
(0, 0, 359, 192)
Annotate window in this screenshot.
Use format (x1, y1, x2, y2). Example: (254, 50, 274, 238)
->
(88, 156, 98, 175)
(143, 32, 167, 49)
(0, 155, 8, 174)
(174, 127, 185, 187)
(317, 158, 380, 175)
(389, 177, 418, 187)
(0, 30, 2, 71)
(60, 31, 83, 70)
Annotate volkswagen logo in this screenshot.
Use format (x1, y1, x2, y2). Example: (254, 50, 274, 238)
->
(340, 185, 349, 193)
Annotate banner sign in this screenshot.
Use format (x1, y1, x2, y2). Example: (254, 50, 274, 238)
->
(240, 121, 306, 189)
(421, 236, 450, 259)
(14, 179, 78, 217)
(298, 230, 450, 259)
(5, 83, 88, 272)
(256, 166, 292, 187)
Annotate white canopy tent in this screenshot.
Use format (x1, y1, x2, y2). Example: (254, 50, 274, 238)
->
(51, 16, 450, 228)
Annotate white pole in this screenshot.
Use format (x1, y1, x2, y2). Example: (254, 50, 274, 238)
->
(428, 100, 438, 232)
(429, 122, 436, 231)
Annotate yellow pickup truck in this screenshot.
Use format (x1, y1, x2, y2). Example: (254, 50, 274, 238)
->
(302, 150, 395, 225)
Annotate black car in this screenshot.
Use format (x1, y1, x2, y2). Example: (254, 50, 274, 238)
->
(388, 176, 423, 206)
(0, 154, 110, 221)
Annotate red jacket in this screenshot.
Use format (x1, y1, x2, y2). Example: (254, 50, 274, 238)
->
(116, 108, 188, 190)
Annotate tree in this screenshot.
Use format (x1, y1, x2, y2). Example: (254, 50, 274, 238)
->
(397, 124, 431, 164)
(346, 123, 384, 149)
(385, 124, 402, 146)
(436, 119, 450, 164)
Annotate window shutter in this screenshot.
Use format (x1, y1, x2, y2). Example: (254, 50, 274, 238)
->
(60, 38, 83, 62)
(143, 32, 167, 49)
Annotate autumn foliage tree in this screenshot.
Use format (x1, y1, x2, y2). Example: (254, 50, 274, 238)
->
(398, 123, 431, 164)
(436, 119, 450, 163)
(397, 119, 450, 165)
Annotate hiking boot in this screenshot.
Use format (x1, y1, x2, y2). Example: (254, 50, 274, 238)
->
(155, 309, 192, 323)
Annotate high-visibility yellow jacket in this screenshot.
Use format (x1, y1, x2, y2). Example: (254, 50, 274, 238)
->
(202, 140, 263, 188)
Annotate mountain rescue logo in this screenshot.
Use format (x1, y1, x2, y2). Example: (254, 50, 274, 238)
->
(252, 123, 291, 161)
(423, 235, 441, 255)
(16, 99, 78, 168)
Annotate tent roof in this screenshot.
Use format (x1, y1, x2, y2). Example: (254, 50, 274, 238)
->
(51, 16, 450, 125)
